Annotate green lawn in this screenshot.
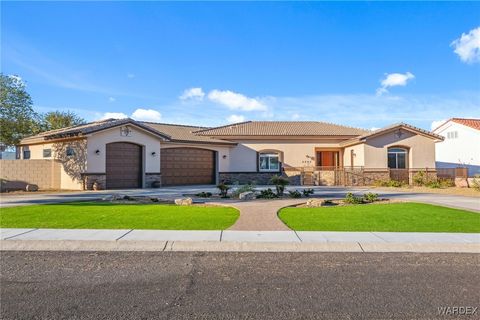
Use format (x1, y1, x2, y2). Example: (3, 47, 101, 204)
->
(278, 202, 480, 233)
(0, 202, 239, 230)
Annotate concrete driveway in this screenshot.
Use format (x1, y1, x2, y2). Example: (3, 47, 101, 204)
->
(1, 185, 479, 212)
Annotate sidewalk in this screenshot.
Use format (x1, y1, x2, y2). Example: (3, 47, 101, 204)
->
(1, 228, 479, 253)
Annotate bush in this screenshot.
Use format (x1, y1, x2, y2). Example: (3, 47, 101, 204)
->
(288, 190, 302, 198)
(344, 192, 364, 204)
(257, 188, 278, 199)
(270, 175, 290, 196)
(374, 179, 407, 188)
(363, 192, 378, 203)
(195, 192, 212, 198)
(413, 171, 427, 186)
(426, 181, 441, 188)
(302, 188, 315, 197)
(217, 183, 230, 198)
(231, 183, 256, 198)
(438, 178, 455, 188)
(471, 175, 480, 191)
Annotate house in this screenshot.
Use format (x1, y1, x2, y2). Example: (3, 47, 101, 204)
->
(4, 118, 443, 190)
(432, 118, 480, 177)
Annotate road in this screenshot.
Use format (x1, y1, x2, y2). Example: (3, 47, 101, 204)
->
(1, 252, 479, 319)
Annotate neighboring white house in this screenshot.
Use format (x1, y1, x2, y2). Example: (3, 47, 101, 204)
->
(433, 118, 480, 177)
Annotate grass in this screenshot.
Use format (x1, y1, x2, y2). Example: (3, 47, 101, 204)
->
(278, 202, 480, 233)
(0, 202, 239, 230)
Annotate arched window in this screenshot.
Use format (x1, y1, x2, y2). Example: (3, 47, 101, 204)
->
(388, 148, 408, 169)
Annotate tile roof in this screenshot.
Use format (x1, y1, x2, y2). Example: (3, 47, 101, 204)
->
(141, 122, 236, 145)
(451, 118, 480, 131)
(341, 122, 444, 146)
(195, 121, 369, 137)
(20, 118, 170, 144)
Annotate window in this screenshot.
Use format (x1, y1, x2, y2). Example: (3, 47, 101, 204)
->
(43, 149, 52, 158)
(388, 148, 407, 169)
(447, 131, 458, 139)
(259, 153, 280, 172)
(23, 150, 31, 159)
(66, 147, 75, 157)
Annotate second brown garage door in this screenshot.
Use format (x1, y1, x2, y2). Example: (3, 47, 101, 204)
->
(161, 148, 215, 186)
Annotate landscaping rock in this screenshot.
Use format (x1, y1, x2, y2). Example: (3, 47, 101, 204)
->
(25, 184, 38, 192)
(455, 178, 469, 188)
(305, 199, 323, 207)
(239, 191, 256, 200)
(175, 197, 193, 206)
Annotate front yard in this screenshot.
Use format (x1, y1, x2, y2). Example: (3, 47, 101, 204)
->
(279, 202, 480, 233)
(0, 202, 240, 230)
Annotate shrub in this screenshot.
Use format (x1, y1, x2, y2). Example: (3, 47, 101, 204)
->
(426, 180, 441, 189)
(288, 190, 302, 198)
(438, 178, 455, 188)
(270, 175, 290, 196)
(363, 192, 378, 203)
(302, 188, 315, 197)
(257, 188, 278, 199)
(373, 179, 406, 188)
(195, 192, 212, 198)
(231, 183, 256, 198)
(413, 171, 427, 186)
(217, 183, 230, 198)
(471, 175, 480, 191)
(344, 192, 364, 204)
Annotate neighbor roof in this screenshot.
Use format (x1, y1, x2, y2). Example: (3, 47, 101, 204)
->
(141, 122, 236, 145)
(435, 118, 480, 132)
(195, 121, 369, 137)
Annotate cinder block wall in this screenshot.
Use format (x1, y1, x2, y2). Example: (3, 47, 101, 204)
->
(0, 160, 61, 191)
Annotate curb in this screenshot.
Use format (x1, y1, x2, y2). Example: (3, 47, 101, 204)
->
(1, 240, 479, 253)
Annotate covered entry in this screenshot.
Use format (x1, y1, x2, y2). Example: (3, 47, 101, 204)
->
(161, 148, 215, 186)
(106, 142, 143, 189)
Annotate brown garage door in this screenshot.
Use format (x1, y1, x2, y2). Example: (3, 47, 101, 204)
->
(161, 148, 215, 186)
(106, 142, 142, 189)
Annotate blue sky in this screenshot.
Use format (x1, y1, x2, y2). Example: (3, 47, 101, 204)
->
(2, 1, 479, 130)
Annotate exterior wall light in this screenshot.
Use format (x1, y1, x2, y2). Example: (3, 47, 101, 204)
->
(151, 152, 157, 156)
(95, 149, 100, 155)
(222, 155, 227, 159)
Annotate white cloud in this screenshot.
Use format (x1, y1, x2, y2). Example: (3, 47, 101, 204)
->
(226, 114, 246, 123)
(108, 97, 116, 102)
(291, 113, 300, 120)
(208, 89, 267, 111)
(99, 112, 128, 120)
(451, 27, 480, 63)
(180, 87, 205, 101)
(131, 108, 162, 122)
(431, 119, 447, 131)
(376, 72, 415, 96)
(370, 127, 380, 131)
(127, 73, 135, 79)
(8, 74, 24, 85)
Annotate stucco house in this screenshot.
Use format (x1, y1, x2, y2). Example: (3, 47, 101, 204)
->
(432, 118, 480, 177)
(8, 118, 443, 190)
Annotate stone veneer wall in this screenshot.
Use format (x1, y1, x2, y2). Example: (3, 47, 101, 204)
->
(0, 160, 61, 191)
(82, 174, 106, 190)
(219, 171, 302, 186)
(145, 173, 161, 188)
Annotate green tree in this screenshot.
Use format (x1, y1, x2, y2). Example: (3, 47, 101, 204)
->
(0, 74, 39, 147)
(41, 110, 85, 131)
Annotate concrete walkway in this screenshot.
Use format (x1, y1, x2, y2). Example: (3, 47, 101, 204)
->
(224, 199, 306, 231)
(1, 228, 479, 253)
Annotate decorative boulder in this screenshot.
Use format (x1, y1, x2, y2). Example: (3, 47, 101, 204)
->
(175, 197, 193, 206)
(455, 178, 469, 188)
(239, 191, 256, 200)
(305, 199, 323, 207)
(25, 184, 39, 192)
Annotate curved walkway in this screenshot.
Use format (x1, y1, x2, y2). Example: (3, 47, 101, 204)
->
(221, 199, 305, 231)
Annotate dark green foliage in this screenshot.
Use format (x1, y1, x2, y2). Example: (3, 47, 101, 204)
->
(270, 175, 289, 196)
(257, 188, 278, 199)
(195, 192, 212, 198)
(288, 190, 302, 198)
(217, 183, 230, 198)
(302, 188, 315, 197)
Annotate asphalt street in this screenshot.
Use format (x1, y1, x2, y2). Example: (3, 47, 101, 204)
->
(1, 251, 479, 319)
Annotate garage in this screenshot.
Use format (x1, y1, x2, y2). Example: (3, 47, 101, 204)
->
(106, 142, 143, 189)
(161, 148, 215, 186)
